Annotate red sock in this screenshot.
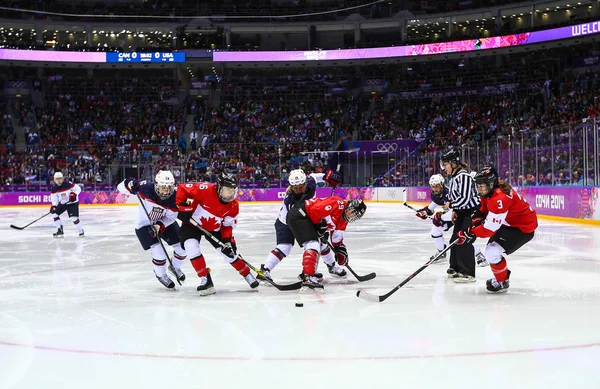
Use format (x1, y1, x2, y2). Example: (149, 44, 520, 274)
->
(490, 257, 509, 282)
(231, 258, 250, 276)
(302, 249, 318, 276)
(190, 255, 208, 277)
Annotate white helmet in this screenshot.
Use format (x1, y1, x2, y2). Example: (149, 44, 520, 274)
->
(288, 169, 307, 186)
(154, 170, 175, 199)
(53, 171, 64, 185)
(429, 174, 445, 187)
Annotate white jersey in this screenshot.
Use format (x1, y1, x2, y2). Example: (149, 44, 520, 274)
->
(277, 173, 325, 225)
(117, 180, 179, 230)
(50, 182, 82, 206)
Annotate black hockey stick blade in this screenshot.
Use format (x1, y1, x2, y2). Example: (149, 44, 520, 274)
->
(10, 212, 51, 230)
(346, 264, 376, 282)
(356, 240, 457, 303)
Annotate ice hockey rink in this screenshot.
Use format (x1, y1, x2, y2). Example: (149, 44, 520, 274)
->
(1, 202, 599, 389)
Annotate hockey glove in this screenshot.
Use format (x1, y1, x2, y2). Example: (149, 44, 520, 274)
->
(152, 221, 166, 236)
(324, 169, 342, 188)
(68, 192, 77, 202)
(471, 209, 486, 229)
(126, 178, 141, 194)
(432, 211, 445, 227)
(50, 205, 57, 213)
(314, 220, 329, 238)
(456, 228, 476, 245)
(220, 237, 237, 259)
(332, 243, 349, 266)
(416, 207, 433, 220)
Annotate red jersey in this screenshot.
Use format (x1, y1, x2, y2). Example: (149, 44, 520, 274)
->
(176, 182, 239, 239)
(472, 188, 538, 238)
(305, 196, 348, 244)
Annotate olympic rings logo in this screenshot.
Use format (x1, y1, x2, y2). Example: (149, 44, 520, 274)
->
(365, 79, 382, 86)
(387, 190, 396, 198)
(376, 143, 398, 153)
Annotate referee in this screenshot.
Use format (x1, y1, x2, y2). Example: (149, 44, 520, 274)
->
(440, 149, 480, 283)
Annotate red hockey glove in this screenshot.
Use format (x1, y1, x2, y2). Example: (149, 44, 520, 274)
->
(471, 209, 486, 228)
(456, 228, 476, 245)
(332, 243, 349, 266)
(50, 205, 57, 213)
(432, 211, 445, 227)
(324, 169, 342, 188)
(68, 192, 77, 202)
(416, 207, 433, 220)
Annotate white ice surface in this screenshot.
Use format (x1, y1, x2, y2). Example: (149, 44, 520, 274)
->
(1, 203, 599, 389)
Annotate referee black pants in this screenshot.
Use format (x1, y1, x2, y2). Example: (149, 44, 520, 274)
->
(449, 207, 477, 277)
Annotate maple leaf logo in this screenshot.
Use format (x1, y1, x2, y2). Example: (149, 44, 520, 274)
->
(201, 216, 221, 231)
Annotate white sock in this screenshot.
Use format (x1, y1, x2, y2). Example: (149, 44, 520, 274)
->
(172, 256, 185, 270)
(475, 246, 482, 256)
(152, 259, 167, 277)
(54, 219, 62, 229)
(75, 222, 83, 234)
(265, 251, 283, 271)
(433, 236, 445, 251)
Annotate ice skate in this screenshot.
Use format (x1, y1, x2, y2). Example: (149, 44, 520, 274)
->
(197, 270, 215, 296)
(299, 274, 324, 293)
(476, 251, 489, 267)
(53, 226, 64, 238)
(244, 273, 259, 289)
(453, 273, 476, 283)
(155, 272, 175, 289)
(446, 268, 457, 278)
(431, 245, 447, 263)
(168, 264, 186, 282)
(79, 230, 85, 237)
(486, 270, 511, 293)
(327, 262, 347, 278)
(256, 264, 273, 282)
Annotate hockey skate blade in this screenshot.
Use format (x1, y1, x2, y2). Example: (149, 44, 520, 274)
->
(299, 286, 324, 294)
(356, 290, 381, 303)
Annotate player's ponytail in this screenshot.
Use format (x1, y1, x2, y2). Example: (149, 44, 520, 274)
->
(498, 180, 512, 195)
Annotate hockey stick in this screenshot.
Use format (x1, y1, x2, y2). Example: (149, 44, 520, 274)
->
(189, 219, 303, 291)
(136, 193, 181, 286)
(403, 201, 433, 219)
(10, 212, 51, 230)
(321, 238, 376, 282)
(356, 240, 457, 303)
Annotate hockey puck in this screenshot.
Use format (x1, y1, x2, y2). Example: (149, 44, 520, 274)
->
(295, 302, 304, 307)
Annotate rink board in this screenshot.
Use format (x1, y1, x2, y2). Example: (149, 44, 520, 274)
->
(1, 186, 599, 222)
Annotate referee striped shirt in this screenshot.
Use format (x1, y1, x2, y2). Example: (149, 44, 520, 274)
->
(449, 168, 480, 210)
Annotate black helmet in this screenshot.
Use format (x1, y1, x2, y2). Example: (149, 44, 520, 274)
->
(342, 199, 367, 223)
(474, 166, 499, 198)
(440, 149, 461, 165)
(216, 171, 239, 203)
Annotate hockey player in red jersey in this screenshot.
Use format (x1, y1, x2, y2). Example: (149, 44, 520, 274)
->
(176, 171, 258, 296)
(457, 166, 537, 293)
(286, 196, 367, 292)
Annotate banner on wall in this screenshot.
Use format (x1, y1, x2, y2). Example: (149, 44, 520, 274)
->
(1, 187, 598, 221)
(404, 186, 600, 220)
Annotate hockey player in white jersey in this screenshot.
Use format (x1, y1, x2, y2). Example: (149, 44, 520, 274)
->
(257, 168, 346, 282)
(117, 171, 187, 289)
(50, 172, 84, 237)
(416, 174, 488, 266)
